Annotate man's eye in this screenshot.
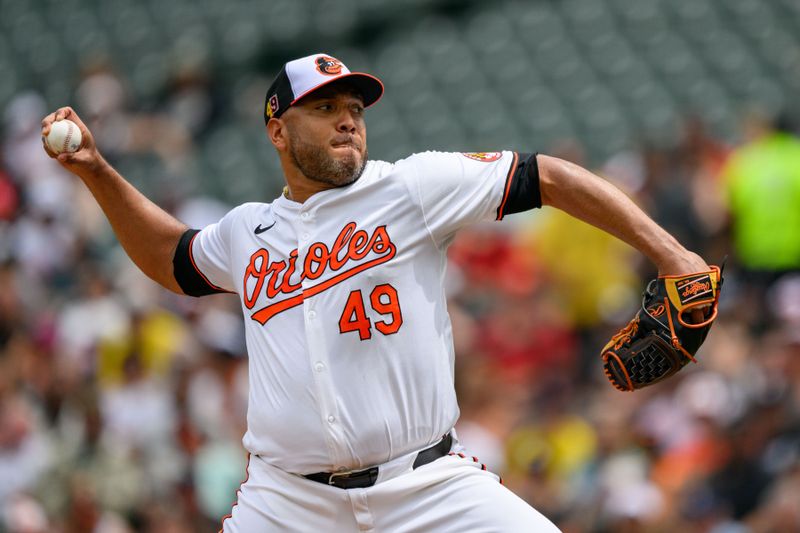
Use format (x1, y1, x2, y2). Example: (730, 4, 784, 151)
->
(352, 106, 364, 114)
(317, 104, 333, 111)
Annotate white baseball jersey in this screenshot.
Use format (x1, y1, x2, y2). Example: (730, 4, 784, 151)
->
(181, 150, 537, 475)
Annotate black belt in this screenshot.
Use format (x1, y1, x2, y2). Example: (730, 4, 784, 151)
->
(304, 433, 453, 489)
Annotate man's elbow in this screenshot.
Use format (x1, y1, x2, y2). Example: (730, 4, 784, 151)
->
(161, 276, 186, 295)
(143, 266, 186, 295)
(537, 154, 579, 208)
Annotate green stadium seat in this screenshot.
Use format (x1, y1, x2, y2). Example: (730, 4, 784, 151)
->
(505, 1, 567, 52)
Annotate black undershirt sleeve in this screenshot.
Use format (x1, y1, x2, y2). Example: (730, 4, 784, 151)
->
(496, 152, 542, 220)
(172, 228, 230, 297)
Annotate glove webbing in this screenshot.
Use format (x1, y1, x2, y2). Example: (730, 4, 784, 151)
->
(602, 296, 702, 392)
(603, 350, 633, 391)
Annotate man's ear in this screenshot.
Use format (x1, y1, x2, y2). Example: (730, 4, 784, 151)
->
(267, 118, 287, 151)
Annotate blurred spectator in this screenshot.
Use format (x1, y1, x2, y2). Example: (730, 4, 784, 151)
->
(162, 59, 219, 141)
(2, 494, 50, 533)
(721, 112, 800, 275)
(0, 380, 49, 507)
(532, 207, 639, 328)
(719, 112, 800, 334)
(99, 352, 176, 450)
(0, 167, 19, 222)
(55, 266, 130, 377)
(681, 117, 731, 246)
(639, 143, 708, 254)
(75, 64, 193, 175)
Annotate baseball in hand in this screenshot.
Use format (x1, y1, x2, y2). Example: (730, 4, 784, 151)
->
(46, 119, 82, 154)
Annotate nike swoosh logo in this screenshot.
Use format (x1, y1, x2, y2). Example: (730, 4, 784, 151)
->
(254, 221, 276, 234)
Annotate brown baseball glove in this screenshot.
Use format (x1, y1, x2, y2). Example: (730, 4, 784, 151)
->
(601, 266, 723, 391)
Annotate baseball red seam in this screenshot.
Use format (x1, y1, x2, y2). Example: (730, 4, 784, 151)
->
(62, 123, 72, 153)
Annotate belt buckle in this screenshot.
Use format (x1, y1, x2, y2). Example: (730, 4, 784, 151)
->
(328, 470, 353, 486)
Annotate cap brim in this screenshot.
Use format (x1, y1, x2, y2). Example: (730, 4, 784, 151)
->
(289, 72, 384, 109)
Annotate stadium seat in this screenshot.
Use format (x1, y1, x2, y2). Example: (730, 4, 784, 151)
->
(3, 0, 800, 173)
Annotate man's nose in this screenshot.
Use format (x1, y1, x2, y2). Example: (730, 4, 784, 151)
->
(336, 112, 356, 133)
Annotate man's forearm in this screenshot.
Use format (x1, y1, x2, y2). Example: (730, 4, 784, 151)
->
(537, 154, 707, 275)
(77, 156, 187, 292)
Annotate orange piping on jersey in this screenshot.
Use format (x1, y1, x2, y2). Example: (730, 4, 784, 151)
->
(250, 245, 397, 325)
(189, 232, 236, 294)
(448, 452, 497, 480)
(219, 453, 251, 533)
(496, 151, 519, 220)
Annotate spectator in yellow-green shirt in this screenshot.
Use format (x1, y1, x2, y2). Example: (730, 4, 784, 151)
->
(722, 114, 800, 275)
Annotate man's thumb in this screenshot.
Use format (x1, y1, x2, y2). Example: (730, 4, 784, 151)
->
(58, 151, 84, 165)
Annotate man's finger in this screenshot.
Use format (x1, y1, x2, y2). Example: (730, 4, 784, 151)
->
(41, 136, 57, 158)
(57, 149, 88, 165)
(690, 308, 706, 324)
(56, 106, 74, 122)
(41, 113, 57, 135)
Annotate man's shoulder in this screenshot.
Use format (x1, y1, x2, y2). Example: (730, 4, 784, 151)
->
(364, 151, 455, 180)
(391, 150, 452, 166)
(210, 201, 275, 229)
(391, 150, 511, 167)
(363, 159, 394, 178)
(226, 201, 272, 217)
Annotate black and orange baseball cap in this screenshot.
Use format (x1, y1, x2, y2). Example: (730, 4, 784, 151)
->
(264, 53, 384, 123)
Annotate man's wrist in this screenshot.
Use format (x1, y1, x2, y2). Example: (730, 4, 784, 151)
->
(76, 151, 111, 181)
(655, 248, 711, 276)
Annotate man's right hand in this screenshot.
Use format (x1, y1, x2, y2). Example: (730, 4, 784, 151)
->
(41, 107, 102, 176)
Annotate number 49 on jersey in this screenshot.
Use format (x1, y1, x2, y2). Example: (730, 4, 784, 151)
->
(338, 284, 403, 340)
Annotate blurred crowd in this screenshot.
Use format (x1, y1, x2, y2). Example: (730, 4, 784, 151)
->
(1, 64, 800, 533)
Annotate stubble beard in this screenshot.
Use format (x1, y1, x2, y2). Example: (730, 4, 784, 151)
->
(288, 130, 368, 188)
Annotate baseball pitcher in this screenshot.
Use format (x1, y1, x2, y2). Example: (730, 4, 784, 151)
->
(42, 54, 720, 532)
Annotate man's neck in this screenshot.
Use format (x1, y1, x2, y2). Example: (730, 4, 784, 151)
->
(282, 181, 336, 204)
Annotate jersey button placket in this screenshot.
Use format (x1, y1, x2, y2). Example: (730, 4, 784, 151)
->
(300, 210, 312, 242)
(305, 305, 338, 432)
(298, 209, 346, 465)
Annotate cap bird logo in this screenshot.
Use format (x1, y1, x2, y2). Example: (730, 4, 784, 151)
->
(316, 56, 344, 75)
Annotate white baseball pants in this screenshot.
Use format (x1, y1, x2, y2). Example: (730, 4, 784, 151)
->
(219, 450, 561, 532)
